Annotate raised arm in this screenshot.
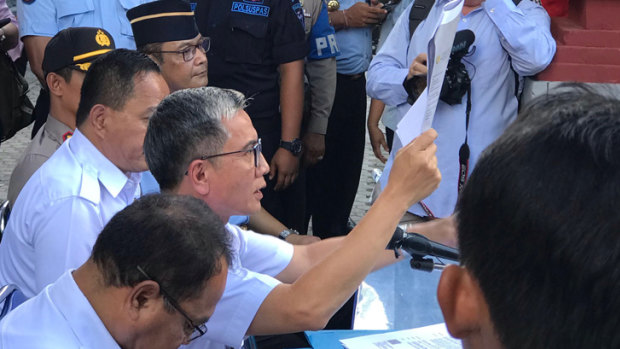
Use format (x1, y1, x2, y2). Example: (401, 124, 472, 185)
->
(249, 129, 441, 334)
(484, 0, 556, 75)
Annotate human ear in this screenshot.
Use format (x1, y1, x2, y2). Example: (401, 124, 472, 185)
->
(188, 159, 211, 196)
(88, 104, 108, 133)
(46, 73, 64, 97)
(127, 280, 161, 321)
(437, 265, 488, 339)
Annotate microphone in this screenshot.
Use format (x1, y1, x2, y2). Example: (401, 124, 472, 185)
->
(387, 227, 459, 261)
(450, 29, 475, 60)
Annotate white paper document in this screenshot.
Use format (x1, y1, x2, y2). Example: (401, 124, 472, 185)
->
(340, 323, 461, 349)
(423, 0, 463, 131)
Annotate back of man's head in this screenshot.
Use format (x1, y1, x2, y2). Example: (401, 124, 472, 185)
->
(91, 193, 232, 303)
(75, 49, 160, 127)
(144, 86, 246, 191)
(455, 86, 620, 349)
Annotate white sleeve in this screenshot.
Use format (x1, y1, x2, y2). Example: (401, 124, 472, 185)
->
(233, 225, 294, 277)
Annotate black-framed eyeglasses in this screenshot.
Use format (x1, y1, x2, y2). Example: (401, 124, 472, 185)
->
(153, 37, 210, 62)
(136, 266, 207, 342)
(202, 138, 262, 167)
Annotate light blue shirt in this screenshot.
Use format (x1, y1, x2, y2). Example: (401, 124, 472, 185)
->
(334, 0, 373, 74)
(377, 0, 414, 130)
(16, 0, 153, 49)
(0, 130, 142, 298)
(184, 224, 293, 349)
(367, 0, 555, 217)
(0, 271, 120, 349)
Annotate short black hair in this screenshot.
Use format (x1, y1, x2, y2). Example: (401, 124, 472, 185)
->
(137, 42, 165, 63)
(91, 194, 232, 303)
(145, 87, 246, 190)
(457, 85, 620, 349)
(48, 67, 73, 83)
(75, 49, 160, 127)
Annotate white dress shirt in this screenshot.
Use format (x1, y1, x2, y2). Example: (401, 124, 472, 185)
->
(0, 270, 120, 348)
(184, 223, 294, 349)
(0, 130, 141, 298)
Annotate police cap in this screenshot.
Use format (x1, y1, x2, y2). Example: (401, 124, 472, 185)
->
(42, 27, 115, 75)
(127, 0, 199, 47)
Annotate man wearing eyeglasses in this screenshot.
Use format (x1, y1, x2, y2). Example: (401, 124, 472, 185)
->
(127, 0, 320, 247)
(127, 1, 209, 94)
(144, 86, 447, 349)
(0, 194, 232, 348)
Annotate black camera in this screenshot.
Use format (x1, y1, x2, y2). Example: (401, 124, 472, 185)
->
(378, 0, 399, 12)
(439, 30, 475, 106)
(403, 30, 474, 106)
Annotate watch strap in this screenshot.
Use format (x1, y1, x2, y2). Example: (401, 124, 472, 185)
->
(278, 228, 300, 240)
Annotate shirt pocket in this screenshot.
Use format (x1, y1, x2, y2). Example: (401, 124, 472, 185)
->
(55, 0, 94, 29)
(118, 0, 147, 37)
(225, 15, 269, 64)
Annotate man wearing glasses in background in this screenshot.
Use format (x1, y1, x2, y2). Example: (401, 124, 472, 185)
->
(128, 0, 209, 94)
(0, 194, 232, 349)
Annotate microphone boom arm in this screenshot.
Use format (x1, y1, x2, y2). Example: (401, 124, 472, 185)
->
(387, 227, 460, 273)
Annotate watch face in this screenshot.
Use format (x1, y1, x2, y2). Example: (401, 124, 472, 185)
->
(281, 139, 303, 156)
(292, 140, 303, 154)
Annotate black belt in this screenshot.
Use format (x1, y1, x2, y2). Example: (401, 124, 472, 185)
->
(337, 73, 364, 81)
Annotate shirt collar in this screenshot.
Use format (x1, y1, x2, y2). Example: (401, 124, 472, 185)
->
(68, 129, 141, 198)
(48, 271, 121, 349)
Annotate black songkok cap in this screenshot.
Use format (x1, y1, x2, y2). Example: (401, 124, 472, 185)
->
(42, 27, 115, 74)
(127, 0, 199, 47)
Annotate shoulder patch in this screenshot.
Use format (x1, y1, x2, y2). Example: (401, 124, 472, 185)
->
(291, 0, 305, 27)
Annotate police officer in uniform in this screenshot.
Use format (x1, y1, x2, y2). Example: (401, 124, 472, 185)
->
(300, 0, 339, 168)
(16, 0, 152, 137)
(194, 0, 308, 232)
(7, 27, 115, 206)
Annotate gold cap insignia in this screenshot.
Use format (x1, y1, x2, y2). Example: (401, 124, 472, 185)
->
(95, 29, 111, 47)
(75, 62, 92, 71)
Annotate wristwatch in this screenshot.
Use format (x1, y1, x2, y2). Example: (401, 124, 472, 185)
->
(278, 228, 300, 240)
(279, 138, 303, 156)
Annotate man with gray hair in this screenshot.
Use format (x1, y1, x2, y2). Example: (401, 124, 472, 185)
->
(144, 86, 446, 349)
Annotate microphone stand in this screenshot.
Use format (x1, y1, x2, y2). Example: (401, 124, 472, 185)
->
(409, 254, 447, 273)
(387, 227, 458, 273)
